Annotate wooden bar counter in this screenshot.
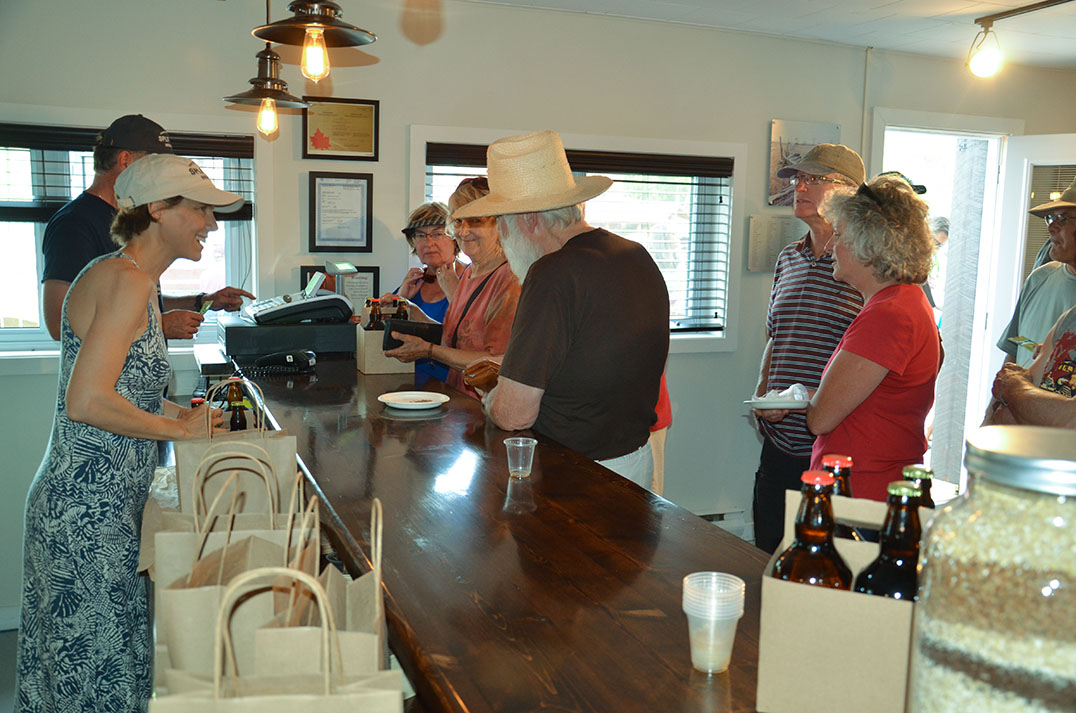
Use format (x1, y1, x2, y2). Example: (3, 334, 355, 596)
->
(251, 359, 769, 713)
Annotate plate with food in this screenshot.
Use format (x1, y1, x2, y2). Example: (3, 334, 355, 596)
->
(377, 391, 450, 410)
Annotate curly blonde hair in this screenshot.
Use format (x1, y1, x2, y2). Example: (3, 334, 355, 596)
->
(820, 174, 934, 284)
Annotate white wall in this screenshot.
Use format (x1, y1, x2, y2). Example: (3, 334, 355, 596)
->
(3, 0, 1076, 618)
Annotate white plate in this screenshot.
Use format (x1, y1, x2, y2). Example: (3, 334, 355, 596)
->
(378, 391, 450, 410)
(744, 398, 809, 410)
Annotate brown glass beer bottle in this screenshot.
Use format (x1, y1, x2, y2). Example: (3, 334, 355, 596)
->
(902, 464, 935, 508)
(225, 378, 247, 431)
(821, 454, 864, 541)
(853, 481, 922, 600)
(769, 470, 853, 590)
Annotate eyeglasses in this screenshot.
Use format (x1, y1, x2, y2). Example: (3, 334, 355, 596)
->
(412, 229, 448, 243)
(1044, 213, 1076, 227)
(789, 173, 854, 188)
(449, 216, 495, 235)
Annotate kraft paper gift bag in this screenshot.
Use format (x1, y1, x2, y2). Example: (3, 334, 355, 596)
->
(175, 379, 298, 515)
(155, 567, 402, 713)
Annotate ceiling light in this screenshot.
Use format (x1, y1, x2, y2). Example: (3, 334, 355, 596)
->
(223, 44, 310, 137)
(967, 22, 1002, 78)
(967, 0, 1076, 79)
(253, 1, 376, 83)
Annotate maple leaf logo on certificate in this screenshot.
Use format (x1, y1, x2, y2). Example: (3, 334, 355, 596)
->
(310, 128, 332, 150)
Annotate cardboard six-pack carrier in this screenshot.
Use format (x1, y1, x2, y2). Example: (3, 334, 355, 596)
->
(756, 491, 935, 713)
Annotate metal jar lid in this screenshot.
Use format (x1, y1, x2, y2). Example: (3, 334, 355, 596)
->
(965, 425, 1076, 496)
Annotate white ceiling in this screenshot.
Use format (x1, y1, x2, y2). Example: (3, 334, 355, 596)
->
(471, 0, 1076, 69)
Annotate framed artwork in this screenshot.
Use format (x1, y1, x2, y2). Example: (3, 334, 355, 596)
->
(767, 119, 840, 206)
(300, 265, 379, 303)
(302, 96, 379, 161)
(309, 171, 373, 253)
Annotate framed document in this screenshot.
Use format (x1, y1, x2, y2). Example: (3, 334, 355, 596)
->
(302, 96, 379, 161)
(300, 265, 379, 302)
(309, 171, 373, 253)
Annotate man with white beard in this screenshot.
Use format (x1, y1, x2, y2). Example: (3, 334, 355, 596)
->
(455, 130, 669, 488)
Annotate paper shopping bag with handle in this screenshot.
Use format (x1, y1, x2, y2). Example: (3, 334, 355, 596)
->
(175, 378, 298, 515)
(158, 489, 321, 678)
(154, 567, 402, 713)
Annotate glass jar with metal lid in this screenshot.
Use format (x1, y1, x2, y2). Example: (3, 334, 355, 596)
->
(908, 425, 1076, 713)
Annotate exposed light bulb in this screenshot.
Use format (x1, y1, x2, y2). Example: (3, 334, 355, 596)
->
(969, 45, 1002, 77)
(301, 28, 330, 82)
(257, 97, 279, 136)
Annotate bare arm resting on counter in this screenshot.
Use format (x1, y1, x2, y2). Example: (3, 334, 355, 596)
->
(483, 376, 543, 431)
(989, 322, 1076, 428)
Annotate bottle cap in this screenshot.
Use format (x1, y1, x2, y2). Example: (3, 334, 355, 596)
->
(887, 481, 922, 498)
(902, 463, 933, 481)
(821, 454, 853, 469)
(801, 470, 835, 486)
(190, 397, 205, 406)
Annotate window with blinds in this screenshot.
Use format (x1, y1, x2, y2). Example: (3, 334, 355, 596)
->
(0, 122, 254, 347)
(424, 143, 734, 332)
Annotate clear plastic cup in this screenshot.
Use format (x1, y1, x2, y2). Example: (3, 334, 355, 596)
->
(504, 437, 537, 478)
(682, 572, 745, 674)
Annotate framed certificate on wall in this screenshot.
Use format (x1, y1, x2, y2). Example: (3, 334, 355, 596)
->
(309, 171, 373, 253)
(302, 96, 379, 161)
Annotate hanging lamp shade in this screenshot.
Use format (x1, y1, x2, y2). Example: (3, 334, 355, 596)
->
(252, 1, 376, 47)
(223, 45, 310, 108)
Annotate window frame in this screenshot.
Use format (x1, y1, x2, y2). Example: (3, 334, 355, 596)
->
(408, 125, 747, 354)
(0, 120, 256, 352)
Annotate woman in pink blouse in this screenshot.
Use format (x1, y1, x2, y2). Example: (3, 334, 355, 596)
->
(386, 177, 521, 398)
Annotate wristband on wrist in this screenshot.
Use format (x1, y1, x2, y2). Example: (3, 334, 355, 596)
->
(194, 293, 207, 312)
(427, 342, 434, 359)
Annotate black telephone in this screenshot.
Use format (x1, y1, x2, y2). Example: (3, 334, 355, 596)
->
(248, 349, 317, 375)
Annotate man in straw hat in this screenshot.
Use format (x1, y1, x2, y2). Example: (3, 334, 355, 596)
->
(455, 130, 669, 488)
(995, 178, 1076, 369)
(751, 143, 864, 553)
(41, 114, 254, 341)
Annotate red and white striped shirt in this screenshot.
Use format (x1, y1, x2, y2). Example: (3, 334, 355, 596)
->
(761, 236, 863, 457)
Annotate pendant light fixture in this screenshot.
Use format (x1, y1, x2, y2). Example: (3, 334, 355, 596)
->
(253, 1, 376, 83)
(967, 0, 1075, 78)
(225, 1, 310, 137)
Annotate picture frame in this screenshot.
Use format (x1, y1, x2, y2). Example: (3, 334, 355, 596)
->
(300, 265, 380, 301)
(309, 171, 373, 253)
(302, 96, 379, 161)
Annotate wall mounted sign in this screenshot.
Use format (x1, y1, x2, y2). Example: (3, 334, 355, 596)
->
(302, 96, 380, 161)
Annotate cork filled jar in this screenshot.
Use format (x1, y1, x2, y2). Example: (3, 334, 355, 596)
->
(909, 426, 1076, 713)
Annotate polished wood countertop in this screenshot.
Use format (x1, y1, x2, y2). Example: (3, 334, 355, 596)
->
(251, 360, 769, 713)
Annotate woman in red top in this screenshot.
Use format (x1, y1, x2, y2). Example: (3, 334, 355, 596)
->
(805, 175, 940, 501)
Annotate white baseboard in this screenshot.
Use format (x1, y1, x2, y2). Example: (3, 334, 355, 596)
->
(0, 606, 19, 632)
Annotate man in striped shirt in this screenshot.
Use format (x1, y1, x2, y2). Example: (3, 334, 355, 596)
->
(752, 143, 865, 553)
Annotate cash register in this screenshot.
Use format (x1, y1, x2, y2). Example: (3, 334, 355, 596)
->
(242, 272, 353, 325)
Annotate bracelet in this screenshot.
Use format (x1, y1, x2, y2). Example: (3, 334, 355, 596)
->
(427, 342, 434, 359)
(194, 292, 206, 311)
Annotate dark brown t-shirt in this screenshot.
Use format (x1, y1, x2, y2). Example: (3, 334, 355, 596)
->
(499, 229, 669, 460)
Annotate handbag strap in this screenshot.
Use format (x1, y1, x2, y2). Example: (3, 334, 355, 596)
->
(448, 262, 507, 349)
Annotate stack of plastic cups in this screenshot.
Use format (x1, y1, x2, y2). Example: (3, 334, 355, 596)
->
(682, 572, 746, 674)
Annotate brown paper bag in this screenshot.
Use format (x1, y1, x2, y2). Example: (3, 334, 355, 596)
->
(175, 379, 299, 514)
(154, 567, 402, 713)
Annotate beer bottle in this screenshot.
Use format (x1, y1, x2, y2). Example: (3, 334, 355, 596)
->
(853, 481, 922, 601)
(366, 298, 385, 331)
(394, 297, 409, 321)
(226, 378, 247, 431)
(769, 470, 853, 590)
(902, 464, 935, 508)
(821, 454, 864, 541)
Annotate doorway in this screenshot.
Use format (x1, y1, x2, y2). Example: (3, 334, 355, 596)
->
(879, 126, 1004, 494)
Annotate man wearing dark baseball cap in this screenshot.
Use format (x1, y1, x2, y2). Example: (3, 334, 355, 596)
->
(751, 142, 866, 553)
(41, 115, 252, 340)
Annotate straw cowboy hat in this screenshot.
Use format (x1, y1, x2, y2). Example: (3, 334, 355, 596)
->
(1028, 178, 1076, 217)
(451, 130, 613, 219)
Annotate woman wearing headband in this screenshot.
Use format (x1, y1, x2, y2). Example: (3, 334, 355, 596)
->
(804, 174, 940, 501)
(17, 154, 234, 712)
(386, 177, 521, 399)
(381, 202, 465, 383)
